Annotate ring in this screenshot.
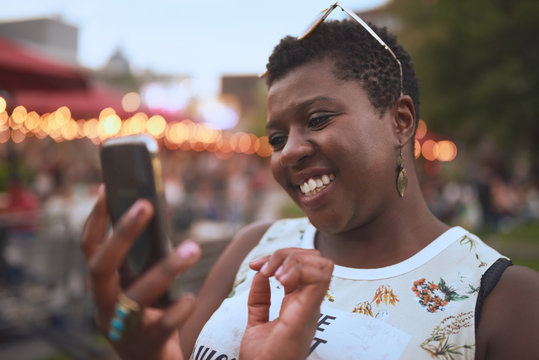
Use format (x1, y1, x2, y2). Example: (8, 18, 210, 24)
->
(108, 293, 142, 342)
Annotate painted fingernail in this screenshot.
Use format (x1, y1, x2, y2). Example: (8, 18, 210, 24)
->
(275, 266, 283, 277)
(260, 262, 268, 273)
(176, 241, 199, 259)
(128, 200, 148, 218)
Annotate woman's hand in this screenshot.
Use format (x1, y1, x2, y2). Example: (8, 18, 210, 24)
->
(240, 248, 334, 360)
(80, 186, 201, 360)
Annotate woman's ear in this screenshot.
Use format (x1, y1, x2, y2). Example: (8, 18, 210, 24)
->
(393, 95, 416, 145)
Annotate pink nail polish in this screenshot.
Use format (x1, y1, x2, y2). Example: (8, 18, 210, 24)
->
(129, 201, 147, 218)
(260, 262, 268, 273)
(177, 241, 199, 259)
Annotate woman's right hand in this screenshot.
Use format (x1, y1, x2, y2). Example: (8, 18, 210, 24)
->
(80, 186, 201, 360)
(241, 248, 334, 360)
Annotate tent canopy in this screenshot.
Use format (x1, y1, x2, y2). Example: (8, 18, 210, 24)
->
(12, 83, 131, 119)
(0, 36, 87, 91)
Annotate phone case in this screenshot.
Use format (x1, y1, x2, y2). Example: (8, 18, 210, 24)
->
(100, 134, 171, 307)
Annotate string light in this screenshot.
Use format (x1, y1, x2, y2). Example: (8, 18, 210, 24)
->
(414, 119, 458, 165)
(2, 98, 461, 168)
(0, 97, 7, 113)
(0, 98, 273, 157)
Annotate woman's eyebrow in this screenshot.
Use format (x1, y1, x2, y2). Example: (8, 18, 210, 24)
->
(297, 96, 337, 112)
(266, 96, 337, 130)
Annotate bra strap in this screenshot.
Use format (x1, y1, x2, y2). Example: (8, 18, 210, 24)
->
(474, 257, 513, 332)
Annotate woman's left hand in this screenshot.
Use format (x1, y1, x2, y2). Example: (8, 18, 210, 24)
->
(81, 188, 201, 360)
(240, 248, 334, 360)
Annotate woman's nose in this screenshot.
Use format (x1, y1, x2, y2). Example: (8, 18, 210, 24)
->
(279, 129, 315, 167)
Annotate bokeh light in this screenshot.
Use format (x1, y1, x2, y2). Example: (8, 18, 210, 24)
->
(102, 113, 122, 136)
(0, 111, 9, 127)
(437, 140, 457, 162)
(54, 106, 71, 126)
(255, 136, 273, 157)
(12, 106, 28, 125)
(414, 139, 421, 159)
(122, 92, 141, 112)
(24, 112, 40, 131)
(421, 139, 439, 161)
(147, 115, 166, 137)
(0, 128, 9, 143)
(197, 98, 239, 130)
(415, 119, 427, 140)
(0, 98, 277, 158)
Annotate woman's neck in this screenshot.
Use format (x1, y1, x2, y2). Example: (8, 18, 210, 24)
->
(315, 182, 449, 269)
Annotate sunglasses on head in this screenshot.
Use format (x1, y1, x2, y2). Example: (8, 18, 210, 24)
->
(262, 2, 404, 97)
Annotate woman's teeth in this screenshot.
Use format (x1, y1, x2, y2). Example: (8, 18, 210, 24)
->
(299, 173, 335, 196)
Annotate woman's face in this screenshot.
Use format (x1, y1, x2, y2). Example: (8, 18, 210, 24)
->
(266, 58, 398, 234)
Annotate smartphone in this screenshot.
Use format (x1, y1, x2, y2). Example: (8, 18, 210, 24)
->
(100, 134, 171, 307)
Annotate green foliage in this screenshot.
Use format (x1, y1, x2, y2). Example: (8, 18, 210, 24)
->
(387, 0, 539, 167)
(481, 221, 539, 271)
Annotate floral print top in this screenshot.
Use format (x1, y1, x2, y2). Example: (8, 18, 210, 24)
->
(192, 218, 506, 360)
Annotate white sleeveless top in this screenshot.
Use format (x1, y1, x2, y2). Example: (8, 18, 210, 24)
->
(191, 218, 506, 360)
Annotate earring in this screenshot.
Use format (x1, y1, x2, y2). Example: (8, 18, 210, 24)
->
(396, 146, 407, 197)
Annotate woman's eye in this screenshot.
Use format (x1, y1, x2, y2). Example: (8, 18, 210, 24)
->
(268, 135, 287, 150)
(307, 114, 332, 129)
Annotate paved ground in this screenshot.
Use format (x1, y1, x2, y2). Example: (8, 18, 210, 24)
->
(0, 234, 229, 360)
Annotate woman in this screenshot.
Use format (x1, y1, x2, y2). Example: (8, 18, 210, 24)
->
(82, 5, 539, 360)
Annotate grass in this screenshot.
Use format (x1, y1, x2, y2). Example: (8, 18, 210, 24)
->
(490, 221, 539, 243)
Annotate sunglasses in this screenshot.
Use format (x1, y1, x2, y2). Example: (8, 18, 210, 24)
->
(262, 2, 404, 97)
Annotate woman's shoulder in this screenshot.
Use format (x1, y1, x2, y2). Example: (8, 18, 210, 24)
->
(475, 264, 539, 359)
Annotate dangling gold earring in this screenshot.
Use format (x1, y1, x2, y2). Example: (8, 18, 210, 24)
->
(396, 146, 408, 197)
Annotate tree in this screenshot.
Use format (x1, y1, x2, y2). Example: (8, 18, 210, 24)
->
(386, 0, 539, 177)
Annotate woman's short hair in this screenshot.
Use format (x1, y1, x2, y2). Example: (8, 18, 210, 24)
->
(265, 20, 420, 120)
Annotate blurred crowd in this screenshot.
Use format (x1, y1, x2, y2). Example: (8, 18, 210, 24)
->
(422, 162, 539, 233)
(0, 137, 283, 339)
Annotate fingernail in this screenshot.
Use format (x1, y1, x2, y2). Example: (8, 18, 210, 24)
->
(98, 184, 105, 197)
(260, 262, 268, 273)
(176, 241, 199, 259)
(128, 200, 148, 218)
(275, 266, 283, 277)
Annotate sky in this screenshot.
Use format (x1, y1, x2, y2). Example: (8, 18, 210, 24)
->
(0, 0, 387, 97)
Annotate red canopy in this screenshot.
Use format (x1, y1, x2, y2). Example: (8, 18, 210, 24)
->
(0, 36, 87, 91)
(12, 83, 132, 119)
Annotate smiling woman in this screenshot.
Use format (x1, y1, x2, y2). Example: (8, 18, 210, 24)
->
(80, 4, 539, 360)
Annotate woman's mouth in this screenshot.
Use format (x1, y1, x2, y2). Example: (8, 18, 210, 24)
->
(299, 173, 335, 197)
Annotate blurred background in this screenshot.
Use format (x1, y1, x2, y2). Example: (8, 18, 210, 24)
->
(0, 0, 538, 358)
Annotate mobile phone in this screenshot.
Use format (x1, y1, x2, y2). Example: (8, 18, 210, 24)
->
(100, 134, 171, 307)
